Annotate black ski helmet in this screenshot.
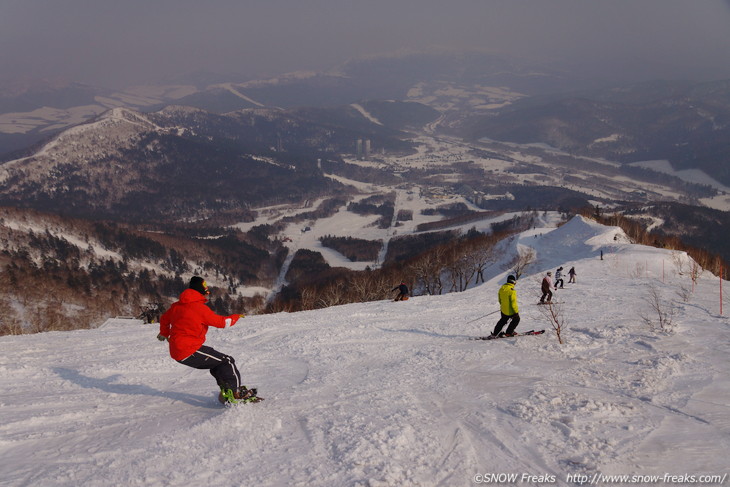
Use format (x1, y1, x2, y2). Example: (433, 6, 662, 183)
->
(189, 276, 210, 295)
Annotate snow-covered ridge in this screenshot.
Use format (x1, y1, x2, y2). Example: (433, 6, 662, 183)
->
(1, 216, 728, 485)
(0, 106, 176, 186)
(2, 107, 158, 164)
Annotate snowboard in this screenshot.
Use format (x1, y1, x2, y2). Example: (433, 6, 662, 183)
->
(218, 386, 264, 405)
(471, 329, 546, 340)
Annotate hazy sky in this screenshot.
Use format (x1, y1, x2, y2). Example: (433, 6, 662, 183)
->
(2, 0, 730, 89)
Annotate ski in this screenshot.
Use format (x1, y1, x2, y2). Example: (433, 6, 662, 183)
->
(471, 329, 546, 340)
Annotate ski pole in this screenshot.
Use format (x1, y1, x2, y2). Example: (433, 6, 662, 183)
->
(467, 309, 500, 324)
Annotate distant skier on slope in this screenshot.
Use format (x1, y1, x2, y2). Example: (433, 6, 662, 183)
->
(554, 267, 564, 289)
(490, 275, 520, 338)
(392, 281, 410, 301)
(568, 266, 577, 283)
(540, 271, 553, 304)
(157, 276, 259, 404)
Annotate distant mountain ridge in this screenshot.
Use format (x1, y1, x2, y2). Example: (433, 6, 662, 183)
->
(457, 79, 730, 185)
(3, 53, 728, 189)
(0, 104, 422, 222)
(0, 51, 562, 155)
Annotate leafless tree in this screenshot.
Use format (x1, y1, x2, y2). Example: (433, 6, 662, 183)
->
(299, 286, 318, 310)
(446, 248, 475, 293)
(0, 298, 23, 335)
(316, 282, 346, 308)
(537, 299, 566, 344)
(504, 246, 536, 280)
(350, 271, 391, 301)
(468, 237, 497, 285)
(409, 246, 445, 295)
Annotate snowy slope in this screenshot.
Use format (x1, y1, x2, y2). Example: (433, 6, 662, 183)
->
(1, 217, 729, 487)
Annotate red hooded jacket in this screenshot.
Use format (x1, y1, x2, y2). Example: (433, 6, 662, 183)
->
(159, 288, 241, 360)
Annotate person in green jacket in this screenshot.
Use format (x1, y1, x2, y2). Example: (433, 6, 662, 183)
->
(491, 275, 520, 338)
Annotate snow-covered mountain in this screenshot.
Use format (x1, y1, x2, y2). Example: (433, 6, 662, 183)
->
(0, 79, 198, 155)
(2, 216, 728, 486)
(2, 99, 724, 224)
(0, 51, 552, 155)
(0, 104, 400, 221)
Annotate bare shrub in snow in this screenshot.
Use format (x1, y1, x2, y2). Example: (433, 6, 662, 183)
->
(676, 285, 692, 303)
(671, 251, 689, 276)
(630, 262, 646, 279)
(689, 260, 703, 289)
(640, 284, 676, 333)
(537, 300, 565, 344)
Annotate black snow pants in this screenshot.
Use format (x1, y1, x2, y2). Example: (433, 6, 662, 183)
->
(178, 345, 241, 391)
(492, 312, 520, 336)
(540, 289, 553, 303)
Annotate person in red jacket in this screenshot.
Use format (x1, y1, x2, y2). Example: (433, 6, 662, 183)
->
(158, 276, 254, 404)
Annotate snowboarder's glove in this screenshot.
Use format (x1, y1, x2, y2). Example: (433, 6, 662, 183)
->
(157, 334, 168, 341)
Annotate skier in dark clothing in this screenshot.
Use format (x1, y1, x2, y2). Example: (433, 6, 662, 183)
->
(392, 282, 410, 301)
(568, 266, 577, 283)
(539, 272, 553, 304)
(491, 275, 520, 337)
(554, 267, 564, 289)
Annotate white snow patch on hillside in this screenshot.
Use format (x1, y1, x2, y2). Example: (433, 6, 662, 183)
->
(591, 133, 622, 144)
(1, 216, 728, 486)
(218, 83, 265, 107)
(700, 194, 730, 211)
(629, 160, 730, 211)
(350, 104, 383, 125)
(631, 160, 730, 193)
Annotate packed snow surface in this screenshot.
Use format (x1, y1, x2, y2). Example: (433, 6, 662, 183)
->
(1, 217, 729, 486)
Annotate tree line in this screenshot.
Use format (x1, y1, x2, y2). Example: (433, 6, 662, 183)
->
(266, 216, 534, 313)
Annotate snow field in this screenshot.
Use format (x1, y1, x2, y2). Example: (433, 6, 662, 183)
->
(1, 216, 729, 486)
